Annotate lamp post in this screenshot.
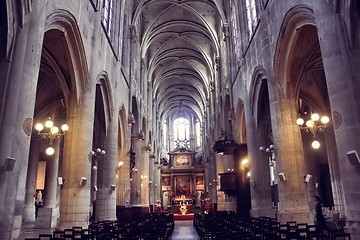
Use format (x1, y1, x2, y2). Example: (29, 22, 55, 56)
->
(296, 113, 329, 149)
(35, 118, 69, 155)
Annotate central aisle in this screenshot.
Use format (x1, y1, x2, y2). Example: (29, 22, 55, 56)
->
(171, 220, 200, 240)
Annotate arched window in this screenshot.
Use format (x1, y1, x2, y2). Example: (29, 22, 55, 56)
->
(245, 0, 258, 37)
(230, 0, 241, 64)
(102, 0, 121, 56)
(173, 118, 190, 148)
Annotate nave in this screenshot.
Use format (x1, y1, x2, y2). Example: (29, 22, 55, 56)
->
(20, 211, 350, 239)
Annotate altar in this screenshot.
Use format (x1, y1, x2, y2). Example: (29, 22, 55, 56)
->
(160, 147, 205, 212)
(174, 198, 193, 214)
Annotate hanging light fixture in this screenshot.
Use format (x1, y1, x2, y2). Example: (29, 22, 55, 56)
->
(35, 117, 69, 155)
(296, 111, 329, 149)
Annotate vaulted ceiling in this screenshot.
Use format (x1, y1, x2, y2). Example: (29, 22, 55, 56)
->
(134, 0, 226, 122)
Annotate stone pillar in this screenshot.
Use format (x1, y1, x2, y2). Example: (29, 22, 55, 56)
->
(149, 156, 155, 207)
(96, 120, 118, 221)
(154, 164, 161, 203)
(314, 3, 360, 237)
(58, 9, 100, 229)
(38, 138, 61, 228)
(246, 117, 275, 218)
(141, 146, 150, 212)
(216, 154, 237, 212)
(130, 136, 143, 207)
(23, 138, 41, 222)
(117, 150, 131, 207)
(43, 138, 61, 208)
(0, 1, 45, 238)
(270, 95, 311, 223)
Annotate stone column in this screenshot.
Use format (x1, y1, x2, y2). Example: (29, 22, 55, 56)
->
(23, 138, 41, 222)
(245, 116, 275, 218)
(141, 146, 150, 212)
(58, 8, 100, 230)
(130, 135, 143, 207)
(314, 3, 360, 238)
(270, 95, 311, 223)
(117, 150, 131, 207)
(149, 156, 155, 207)
(96, 120, 118, 221)
(43, 138, 61, 208)
(38, 138, 61, 228)
(59, 92, 96, 229)
(154, 164, 161, 203)
(0, 1, 45, 238)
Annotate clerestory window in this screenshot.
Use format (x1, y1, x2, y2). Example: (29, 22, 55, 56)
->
(245, 0, 258, 37)
(230, 1, 241, 64)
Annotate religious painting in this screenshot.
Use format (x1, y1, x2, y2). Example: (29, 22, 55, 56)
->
(196, 176, 204, 185)
(175, 155, 190, 166)
(175, 176, 191, 196)
(162, 177, 170, 186)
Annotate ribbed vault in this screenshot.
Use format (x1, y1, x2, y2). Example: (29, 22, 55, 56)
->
(134, 0, 224, 123)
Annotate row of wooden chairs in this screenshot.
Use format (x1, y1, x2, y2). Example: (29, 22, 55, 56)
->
(25, 213, 175, 240)
(193, 211, 351, 240)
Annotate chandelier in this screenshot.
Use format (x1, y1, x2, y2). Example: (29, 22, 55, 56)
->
(35, 118, 69, 155)
(296, 113, 329, 149)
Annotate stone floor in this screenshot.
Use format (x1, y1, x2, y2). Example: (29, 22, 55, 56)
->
(19, 220, 200, 239)
(171, 220, 200, 240)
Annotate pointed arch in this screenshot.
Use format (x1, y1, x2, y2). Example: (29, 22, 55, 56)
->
(96, 71, 115, 132)
(249, 66, 268, 127)
(273, 5, 315, 97)
(45, 9, 89, 105)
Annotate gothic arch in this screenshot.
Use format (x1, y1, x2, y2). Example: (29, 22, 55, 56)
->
(45, 9, 89, 105)
(249, 66, 268, 128)
(96, 71, 115, 133)
(273, 4, 316, 98)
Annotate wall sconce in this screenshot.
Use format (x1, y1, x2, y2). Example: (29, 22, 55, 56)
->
(304, 174, 312, 183)
(93, 185, 98, 191)
(80, 177, 87, 187)
(118, 161, 124, 167)
(278, 173, 286, 182)
(35, 118, 69, 155)
(110, 184, 116, 191)
(0, 157, 16, 172)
